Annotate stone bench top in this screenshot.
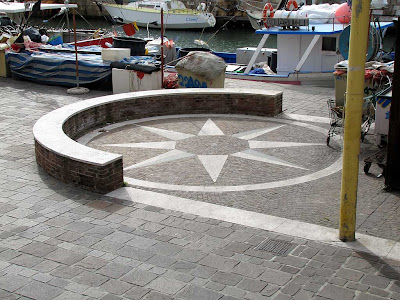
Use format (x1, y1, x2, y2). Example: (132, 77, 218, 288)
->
(33, 88, 282, 167)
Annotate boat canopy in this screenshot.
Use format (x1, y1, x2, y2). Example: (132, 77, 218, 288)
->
(0, 3, 77, 14)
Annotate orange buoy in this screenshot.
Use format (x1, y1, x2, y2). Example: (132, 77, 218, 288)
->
(335, 3, 351, 24)
(286, 0, 298, 11)
(262, 3, 274, 27)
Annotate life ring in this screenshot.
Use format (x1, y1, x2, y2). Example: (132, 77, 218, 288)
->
(262, 3, 274, 26)
(286, 0, 298, 11)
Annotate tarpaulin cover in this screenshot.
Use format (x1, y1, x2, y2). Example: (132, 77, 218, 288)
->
(6, 47, 158, 87)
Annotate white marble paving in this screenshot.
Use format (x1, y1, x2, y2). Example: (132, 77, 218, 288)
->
(140, 126, 194, 140)
(249, 141, 325, 149)
(232, 125, 285, 140)
(197, 119, 225, 136)
(198, 155, 228, 182)
(124, 149, 194, 170)
(105, 141, 176, 150)
(232, 149, 308, 170)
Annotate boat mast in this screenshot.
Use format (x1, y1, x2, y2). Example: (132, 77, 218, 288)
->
(161, 7, 164, 88)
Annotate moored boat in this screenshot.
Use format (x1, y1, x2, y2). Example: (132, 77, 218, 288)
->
(100, 0, 216, 29)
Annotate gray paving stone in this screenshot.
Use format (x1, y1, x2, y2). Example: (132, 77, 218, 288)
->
(98, 262, 132, 279)
(237, 278, 268, 293)
(368, 286, 390, 298)
(231, 262, 264, 279)
(177, 284, 223, 300)
(274, 256, 308, 268)
(45, 248, 85, 265)
(292, 289, 315, 300)
(304, 282, 323, 293)
(206, 281, 226, 291)
(222, 286, 246, 298)
(75, 256, 108, 270)
(53, 291, 89, 300)
(315, 267, 335, 277)
(10, 254, 43, 268)
(191, 277, 208, 286)
(0, 274, 31, 292)
(147, 254, 177, 268)
(328, 276, 346, 287)
(145, 277, 186, 295)
(121, 269, 158, 286)
(130, 210, 168, 223)
(126, 235, 158, 249)
(224, 242, 251, 254)
(143, 291, 174, 300)
(346, 281, 369, 292)
(361, 274, 391, 289)
(298, 247, 319, 259)
(148, 242, 183, 256)
(104, 231, 135, 244)
(48, 277, 70, 288)
(170, 260, 197, 272)
(16, 280, 63, 300)
(32, 259, 60, 272)
(205, 226, 234, 239)
(50, 265, 84, 279)
(100, 294, 123, 300)
(191, 265, 218, 279)
(199, 254, 239, 272)
(199, 235, 230, 249)
(281, 282, 302, 296)
(354, 293, 388, 300)
(270, 293, 291, 300)
(64, 221, 94, 233)
(212, 249, 235, 258)
(92, 240, 124, 253)
(259, 269, 292, 286)
(72, 271, 108, 287)
(176, 248, 207, 263)
(32, 272, 54, 283)
(244, 248, 275, 260)
(280, 265, 300, 274)
(124, 286, 151, 299)
(318, 283, 355, 300)
(0, 249, 22, 261)
(221, 296, 242, 300)
(210, 271, 243, 286)
(0, 289, 19, 300)
(19, 241, 57, 257)
(101, 279, 133, 295)
(116, 246, 155, 262)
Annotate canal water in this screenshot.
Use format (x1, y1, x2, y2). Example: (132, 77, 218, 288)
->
(36, 17, 395, 54)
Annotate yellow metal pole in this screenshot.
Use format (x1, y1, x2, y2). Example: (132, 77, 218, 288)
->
(339, 0, 371, 242)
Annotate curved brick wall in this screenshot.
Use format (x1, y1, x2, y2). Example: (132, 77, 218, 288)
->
(33, 88, 283, 193)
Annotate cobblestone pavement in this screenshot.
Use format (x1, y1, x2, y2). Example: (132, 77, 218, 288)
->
(0, 77, 399, 300)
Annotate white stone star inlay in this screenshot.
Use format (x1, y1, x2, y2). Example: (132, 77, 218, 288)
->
(109, 118, 324, 182)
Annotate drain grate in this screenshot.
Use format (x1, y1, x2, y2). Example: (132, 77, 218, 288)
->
(254, 239, 294, 256)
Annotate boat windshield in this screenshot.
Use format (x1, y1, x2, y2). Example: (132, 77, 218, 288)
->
(138, 3, 157, 9)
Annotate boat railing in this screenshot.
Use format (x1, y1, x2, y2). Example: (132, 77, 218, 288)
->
(260, 16, 353, 32)
(238, 0, 281, 12)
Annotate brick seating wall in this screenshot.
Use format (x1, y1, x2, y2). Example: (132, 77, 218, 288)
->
(35, 90, 283, 194)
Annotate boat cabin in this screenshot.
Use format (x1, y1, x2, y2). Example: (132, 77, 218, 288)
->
(128, 0, 187, 11)
(245, 22, 393, 76)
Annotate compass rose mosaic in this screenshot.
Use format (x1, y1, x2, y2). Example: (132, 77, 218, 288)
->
(81, 114, 342, 192)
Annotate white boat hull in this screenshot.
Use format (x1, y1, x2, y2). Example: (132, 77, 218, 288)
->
(103, 4, 216, 29)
